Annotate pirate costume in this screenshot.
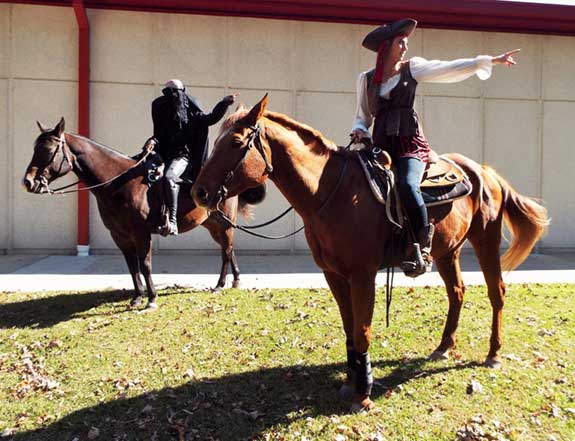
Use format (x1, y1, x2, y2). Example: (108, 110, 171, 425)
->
(353, 18, 493, 275)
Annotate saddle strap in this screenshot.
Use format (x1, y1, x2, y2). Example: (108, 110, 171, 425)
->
(357, 152, 403, 229)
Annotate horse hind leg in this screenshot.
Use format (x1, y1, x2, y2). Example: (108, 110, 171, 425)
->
(432, 247, 466, 361)
(205, 222, 238, 290)
(137, 235, 158, 310)
(469, 234, 506, 369)
(229, 246, 241, 288)
(112, 234, 146, 308)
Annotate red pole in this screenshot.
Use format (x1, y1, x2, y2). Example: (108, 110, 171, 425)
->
(73, 0, 90, 256)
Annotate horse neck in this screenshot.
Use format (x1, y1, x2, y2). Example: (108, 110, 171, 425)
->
(264, 122, 336, 219)
(65, 133, 134, 186)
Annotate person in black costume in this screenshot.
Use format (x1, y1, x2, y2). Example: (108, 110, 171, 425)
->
(148, 79, 237, 235)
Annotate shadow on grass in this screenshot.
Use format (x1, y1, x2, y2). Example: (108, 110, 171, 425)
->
(0, 289, 185, 329)
(8, 358, 480, 441)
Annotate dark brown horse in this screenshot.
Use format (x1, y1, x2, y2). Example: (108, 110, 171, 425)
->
(192, 95, 550, 412)
(23, 117, 249, 309)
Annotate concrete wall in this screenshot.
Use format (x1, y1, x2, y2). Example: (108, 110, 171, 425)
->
(1, 4, 573, 253)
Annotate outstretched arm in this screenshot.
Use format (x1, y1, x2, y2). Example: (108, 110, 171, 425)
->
(193, 93, 239, 126)
(410, 48, 520, 83)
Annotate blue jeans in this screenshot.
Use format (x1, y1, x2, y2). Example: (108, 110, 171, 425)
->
(396, 157, 428, 233)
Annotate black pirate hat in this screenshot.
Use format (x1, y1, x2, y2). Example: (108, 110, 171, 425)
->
(362, 18, 417, 52)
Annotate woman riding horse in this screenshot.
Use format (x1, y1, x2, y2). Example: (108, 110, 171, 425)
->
(350, 18, 520, 276)
(192, 95, 548, 413)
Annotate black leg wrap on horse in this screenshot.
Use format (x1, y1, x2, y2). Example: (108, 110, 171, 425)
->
(355, 352, 373, 395)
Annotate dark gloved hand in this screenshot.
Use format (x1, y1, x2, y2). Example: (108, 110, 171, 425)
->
(223, 93, 240, 105)
(143, 137, 158, 153)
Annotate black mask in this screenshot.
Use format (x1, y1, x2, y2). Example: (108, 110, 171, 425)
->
(163, 89, 188, 127)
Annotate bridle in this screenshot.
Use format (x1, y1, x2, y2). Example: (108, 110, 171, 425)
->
(212, 121, 351, 240)
(214, 122, 273, 207)
(33, 133, 153, 195)
(33, 133, 73, 193)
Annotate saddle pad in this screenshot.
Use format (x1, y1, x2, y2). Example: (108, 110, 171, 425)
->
(421, 156, 466, 188)
(422, 180, 472, 207)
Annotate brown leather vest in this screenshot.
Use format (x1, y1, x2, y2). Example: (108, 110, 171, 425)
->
(366, 63, 421, 143)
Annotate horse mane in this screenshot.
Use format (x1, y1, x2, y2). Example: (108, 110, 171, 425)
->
(221, 106, 342, 156)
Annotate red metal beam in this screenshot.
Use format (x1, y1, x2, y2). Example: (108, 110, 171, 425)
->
(3, 0, 575, 36)
(73, 0, 90, 256)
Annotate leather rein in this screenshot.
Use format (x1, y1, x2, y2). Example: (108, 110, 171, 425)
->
(214, 122, 350, 240)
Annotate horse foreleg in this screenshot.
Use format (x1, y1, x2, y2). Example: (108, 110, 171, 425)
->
(137, 235, 157, 310)
(323, 271, 354, 399)
(349, 271, 376, 413)
(432, 248, 466, 360)
(469, 238, 505, 368)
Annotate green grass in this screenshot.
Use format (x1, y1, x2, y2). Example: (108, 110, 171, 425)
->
(0, 284, 573, 441)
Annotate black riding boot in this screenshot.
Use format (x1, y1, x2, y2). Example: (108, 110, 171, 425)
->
(419, 223, 435, 270)
(400, 223, 435, 277)
(164, 179, 179, 236)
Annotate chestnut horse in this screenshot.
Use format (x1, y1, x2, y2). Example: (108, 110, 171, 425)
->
(192, 95, 549, 412)
(23, 118, 248, 309)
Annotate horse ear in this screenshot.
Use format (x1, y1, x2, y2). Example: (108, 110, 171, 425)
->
(54, 117, 65, 136)
(243, 94, 268, 127)
(36, 121, 50, 133)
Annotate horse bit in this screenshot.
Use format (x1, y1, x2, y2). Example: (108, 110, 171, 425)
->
(34, 134, 73, 193)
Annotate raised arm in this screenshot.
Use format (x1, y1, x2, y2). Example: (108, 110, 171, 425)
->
(193, 93, 239, 126)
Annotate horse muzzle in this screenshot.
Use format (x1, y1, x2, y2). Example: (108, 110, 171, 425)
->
(22, 173, 48, 194)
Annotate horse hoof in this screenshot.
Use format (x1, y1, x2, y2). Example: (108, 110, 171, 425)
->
(130, 298, 144, 308)
(484, 357, 502, 369)
(338, 383, 355, 400)
(429, 350, 449, 361)
(212, 285, 224, 293)
(350, 397, 374, 414)
(145, 302, 158, 311)
(232, 280, 241, 289)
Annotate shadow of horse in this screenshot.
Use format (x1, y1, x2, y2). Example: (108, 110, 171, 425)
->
(0, 289, 187, 329)
(9, 359, 479, 441)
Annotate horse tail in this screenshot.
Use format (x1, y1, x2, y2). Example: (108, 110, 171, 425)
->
(237, 184, 267, 219)
(490, 169, 550, 271)
(237, 198, 254, 220)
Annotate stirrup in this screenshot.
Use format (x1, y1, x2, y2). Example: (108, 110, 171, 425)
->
(166, 221, 178, 236)
(399, 242, 431, 278)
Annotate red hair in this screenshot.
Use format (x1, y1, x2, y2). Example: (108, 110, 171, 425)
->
(373, 33, 408, 85)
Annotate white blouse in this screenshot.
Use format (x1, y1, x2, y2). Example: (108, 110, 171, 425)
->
(352, 55, 493, 133)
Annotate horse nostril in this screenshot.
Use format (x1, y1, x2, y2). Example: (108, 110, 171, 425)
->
(194, 186, 209, 205)
(22, 177, 34, 192)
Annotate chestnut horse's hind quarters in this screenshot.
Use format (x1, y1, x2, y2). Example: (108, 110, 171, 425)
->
(193, 94, 549, 413)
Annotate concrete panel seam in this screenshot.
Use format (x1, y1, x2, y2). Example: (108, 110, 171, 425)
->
(290, 20, 297, 252)
(7, 4, 14, 253)
(537, 36, 544, 235)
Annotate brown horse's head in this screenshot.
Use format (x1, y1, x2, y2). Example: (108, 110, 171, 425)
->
(22, 117, 74, 194)
(193, 94, 271, 211)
